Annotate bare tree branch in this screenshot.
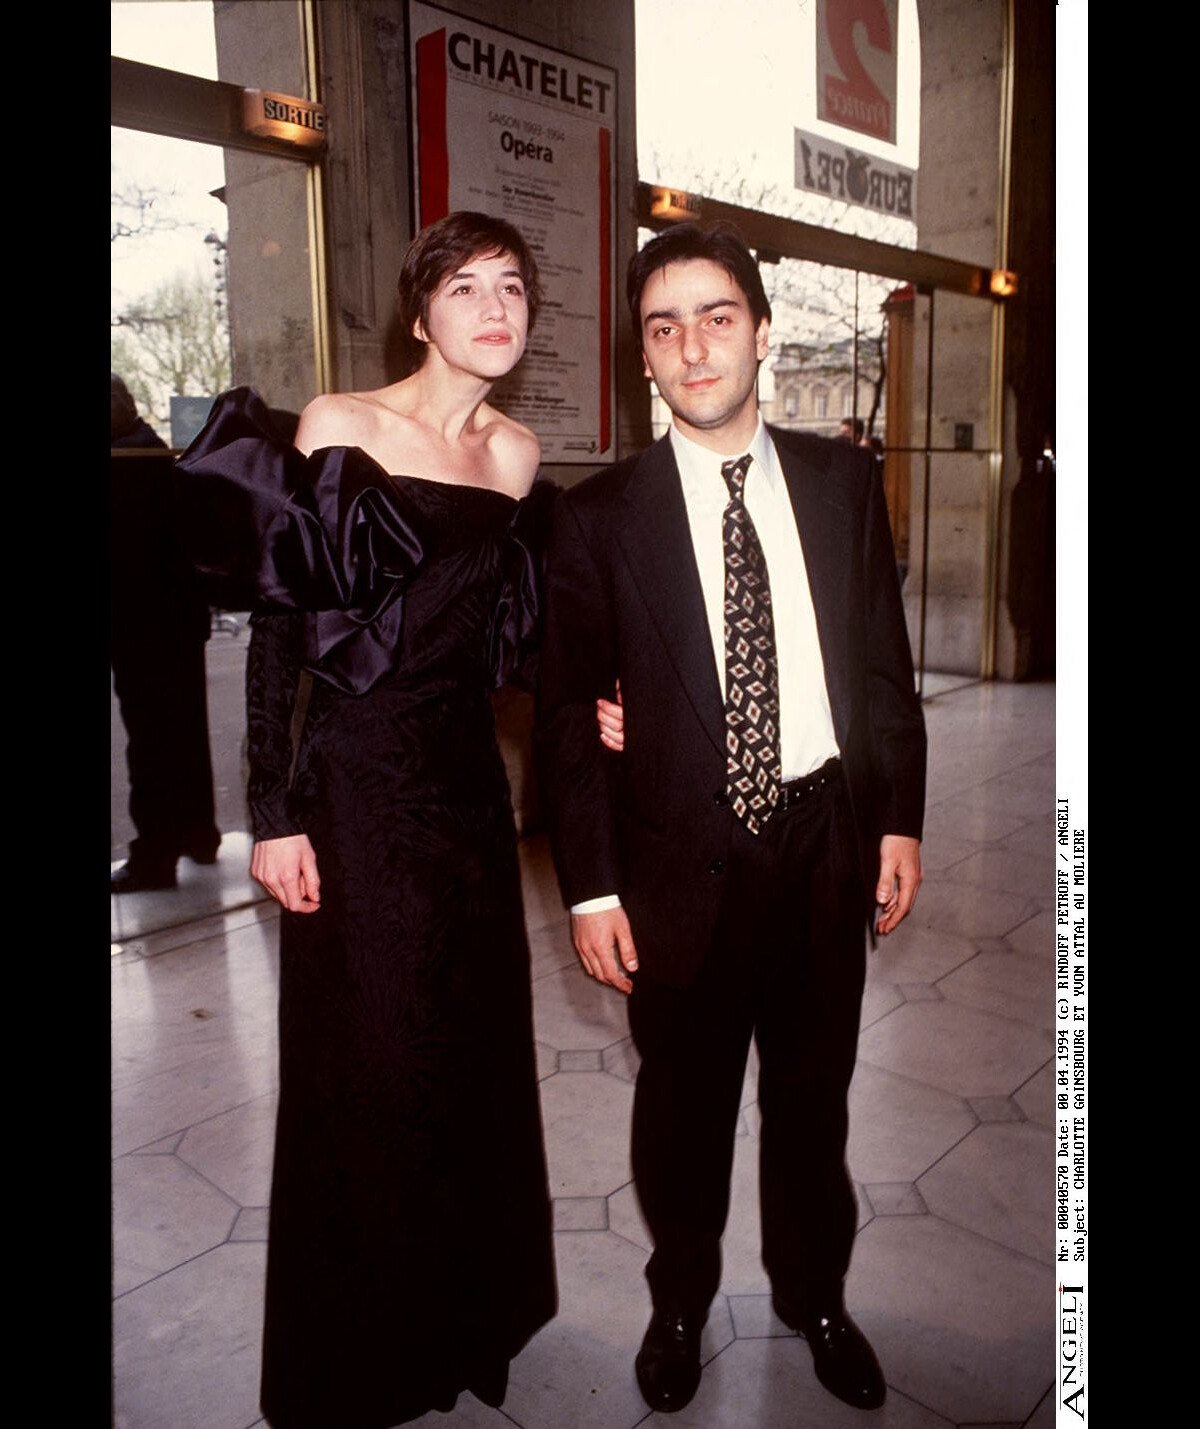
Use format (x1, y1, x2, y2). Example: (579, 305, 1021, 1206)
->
(110, 182, 200, 245)
(110, 268, 232, 433)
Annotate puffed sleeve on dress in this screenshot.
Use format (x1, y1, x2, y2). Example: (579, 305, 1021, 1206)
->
(175, 387, 432, 695)
(489, 477, 558, 691)
(245, 611, 308, 840)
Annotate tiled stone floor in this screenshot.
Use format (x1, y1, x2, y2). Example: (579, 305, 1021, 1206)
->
(112, 680, 1056, 1428)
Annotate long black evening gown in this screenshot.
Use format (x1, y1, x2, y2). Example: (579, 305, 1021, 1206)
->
(176, 389, 557, 1429)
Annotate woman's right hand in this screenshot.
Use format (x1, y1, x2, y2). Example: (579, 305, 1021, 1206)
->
(251, 834, 321, 913)
(596, 679, 625, 752)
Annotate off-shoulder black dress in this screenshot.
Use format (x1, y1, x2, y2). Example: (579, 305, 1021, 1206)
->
(176, 389, 557, 1429)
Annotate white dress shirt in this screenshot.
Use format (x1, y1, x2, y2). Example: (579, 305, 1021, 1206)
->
(571, 417, 840, 915)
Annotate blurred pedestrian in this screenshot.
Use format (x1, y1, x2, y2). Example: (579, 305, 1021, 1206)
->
(110, 373, 221, 892)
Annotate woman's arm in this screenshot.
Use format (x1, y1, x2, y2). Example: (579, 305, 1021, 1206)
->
(246, 611, 321, 913)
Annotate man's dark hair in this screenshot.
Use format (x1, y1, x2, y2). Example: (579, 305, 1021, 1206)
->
(626, 221, 772, 338)
(394, 211, 542, 378)
(841, 416, 865, 441)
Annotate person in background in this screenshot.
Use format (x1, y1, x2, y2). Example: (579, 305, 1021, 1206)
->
(110, 372, 221, 892)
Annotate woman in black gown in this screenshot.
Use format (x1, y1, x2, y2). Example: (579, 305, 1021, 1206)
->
(177, 213, 572, 1428)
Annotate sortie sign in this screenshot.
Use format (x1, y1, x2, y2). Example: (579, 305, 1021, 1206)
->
(241, 89, 327, 150)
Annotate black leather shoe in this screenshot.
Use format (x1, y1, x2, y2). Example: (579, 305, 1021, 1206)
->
(773, 1296, 886, 1410)
(635, 1309, 703, 1413)
(110, 860, 177, 894)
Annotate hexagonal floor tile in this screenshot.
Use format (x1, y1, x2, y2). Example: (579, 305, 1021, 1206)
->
(996, 819, 1047, 860)
(230, 1207, 269, 1242)
(112, 1154, 238, 1295)
(527, 918, 576, 983)
(532, 963, 630, 1053)
(864, 1182, 927, 1216)
(539, 1070, 634, 1198)
(916, 828, 988, 875)
(940, 846, 1047, 899)
(856, 1001, 1052, 1098)
(1013, 1060, 1054, 1128)
(535, 1040, 558, 1081)
(553, 1197, 608, 1231)
(560, 1049, 604, 1071)
(504, 1230, 662, 1429)
(846, 1216, 1052, 1425)
(846, 1061, 974, 1183)
(112, 1035, 278, 1158)
(1025, 1388, 1056, 1427)
(727, 1292, 795, 1339)
(867, 923, 980, 985)
(601, 1036, 640, 1083)
(860, 978, 906, 1029)
(131, 1132, 184, 1155)
(1005, 908, 1056, 959)
(112, 928, 277, 1091)
(177, 1093, 278, 1207)
(606, 1181, 649, 1254)
(113, 1242, 267, 1429)
(939, 950, 1051, 1030)
(918, 1122, 1054, 1263)
(968, 1095, 1024, 1123)
(908, 879, 1041, 941)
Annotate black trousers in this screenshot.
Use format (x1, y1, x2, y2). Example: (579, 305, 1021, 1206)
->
(627, 771, 866, 1319)
(112, 629, 220, 865)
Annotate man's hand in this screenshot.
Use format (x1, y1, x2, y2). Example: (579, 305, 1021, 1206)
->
(571, 905, 638, 994)
(596, 679, 624, 751)
(251, 834, 322, 914)
(875, 834, 921, 935)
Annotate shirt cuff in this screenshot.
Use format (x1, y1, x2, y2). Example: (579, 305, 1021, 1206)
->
(570, 894, 622, 915)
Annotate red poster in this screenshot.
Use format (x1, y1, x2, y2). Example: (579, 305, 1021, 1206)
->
(816, 0, 898, 146)
(409, 2, 617, 463)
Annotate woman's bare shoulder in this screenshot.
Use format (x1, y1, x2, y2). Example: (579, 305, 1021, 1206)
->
(295, 390, 392, 455)
(481, 407, 541, 494)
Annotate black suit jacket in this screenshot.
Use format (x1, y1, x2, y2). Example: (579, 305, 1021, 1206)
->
(536, 425, 926, 987)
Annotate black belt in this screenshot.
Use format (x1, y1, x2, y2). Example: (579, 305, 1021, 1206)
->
(777, 757, 842, 810)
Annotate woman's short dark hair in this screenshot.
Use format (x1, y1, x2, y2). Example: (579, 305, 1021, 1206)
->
(627, 221, 772, 338)
(394, 211, 542, 378)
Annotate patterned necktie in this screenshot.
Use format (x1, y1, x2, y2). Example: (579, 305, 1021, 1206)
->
(722, 454, 782, 834)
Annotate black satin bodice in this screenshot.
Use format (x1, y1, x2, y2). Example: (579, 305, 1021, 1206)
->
(176, 386, 555, 841)
(175, 385, 552, 698)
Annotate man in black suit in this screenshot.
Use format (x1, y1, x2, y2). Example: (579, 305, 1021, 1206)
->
(536, 222, 926, 1414)
(111, 373, 222, 892)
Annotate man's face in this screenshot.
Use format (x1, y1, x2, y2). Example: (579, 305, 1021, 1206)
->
(639, 258, 769, 447)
